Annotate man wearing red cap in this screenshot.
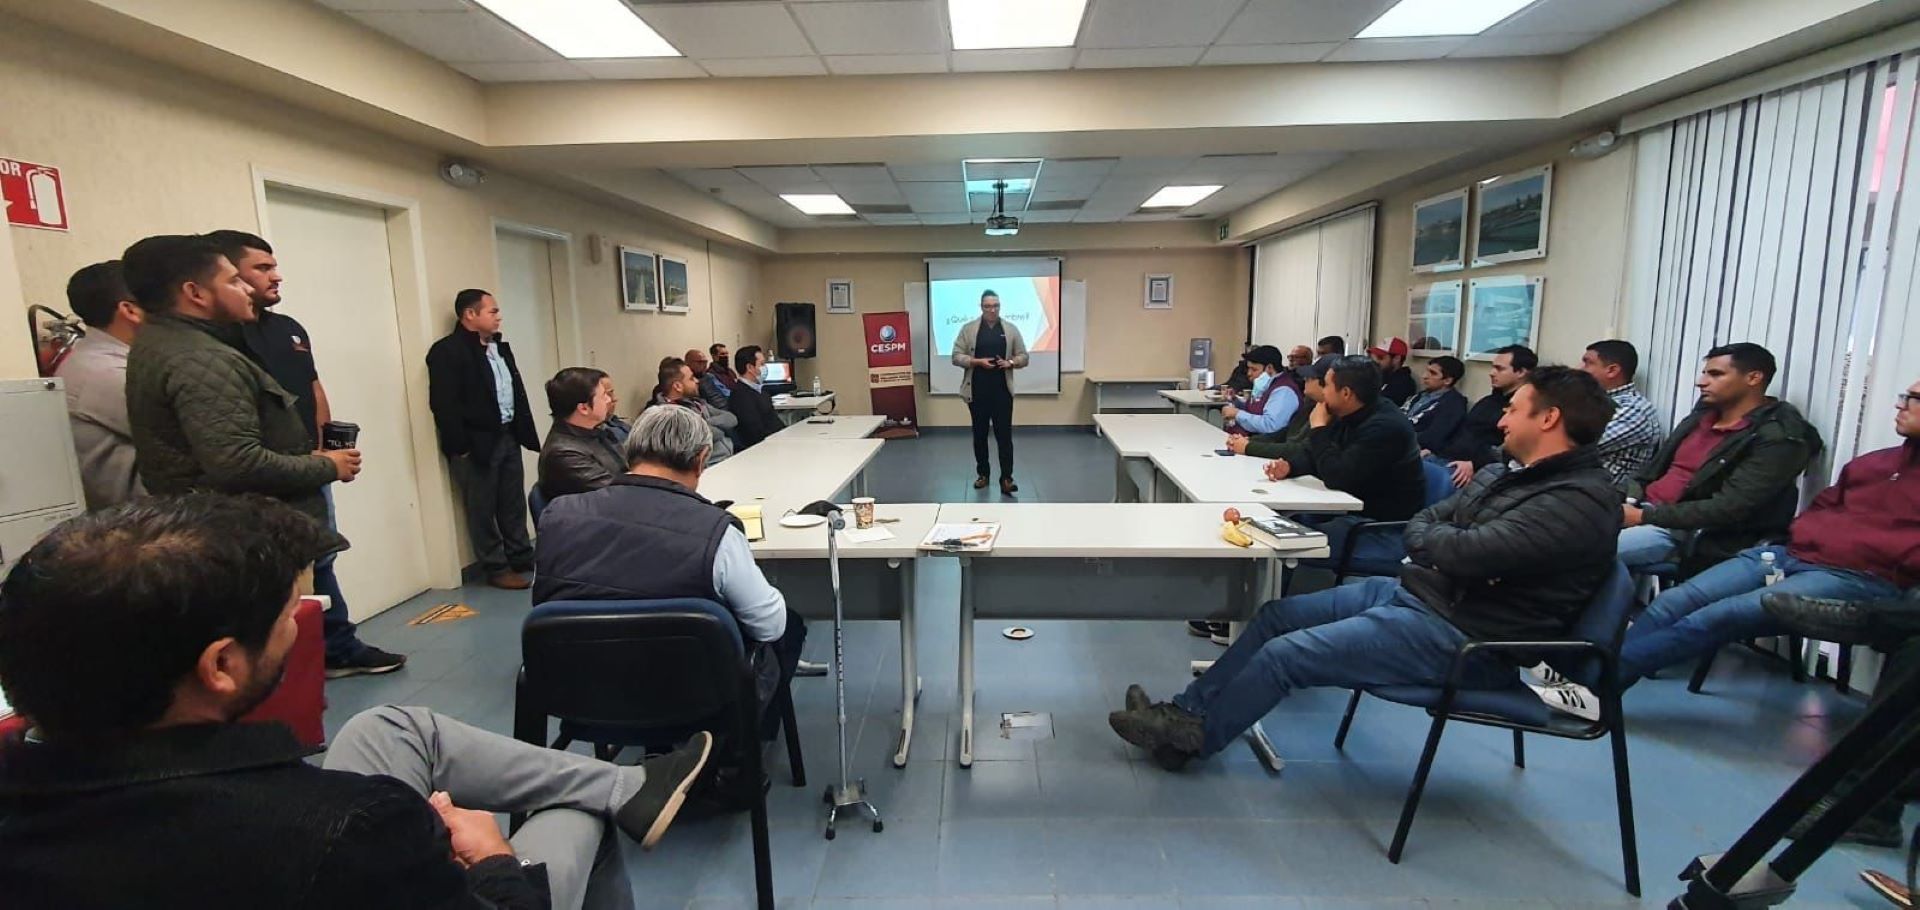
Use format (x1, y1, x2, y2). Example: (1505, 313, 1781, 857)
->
(1368, 337, 1417, 408)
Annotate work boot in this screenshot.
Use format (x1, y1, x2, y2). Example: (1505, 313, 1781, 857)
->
(1762, 592, 1876, 646)
(1107, 702, 1204, 768)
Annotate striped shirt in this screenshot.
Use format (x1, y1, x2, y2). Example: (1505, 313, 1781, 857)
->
(1596, 383, 1663, 487)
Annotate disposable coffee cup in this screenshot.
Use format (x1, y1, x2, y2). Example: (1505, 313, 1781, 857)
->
(321, 421, 360, 451)
(852, 497, 876, 529)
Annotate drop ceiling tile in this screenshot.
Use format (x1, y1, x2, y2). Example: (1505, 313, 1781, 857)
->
(901, 181, 967, 212)
(701, 56, 829, 77)
(1080, 0, 1245, 48)
(737, 166, 831, 192)
(791, 0, 946, 55)
(1042, 157, 1119, 180)
(349, 10, 559, 62)
(1450, 31, 1602, 58)
(634, 3, 814, 59)
(889, 163, 959, 183)
(1198, 43, 1339, 66)
(1217, 0, 1400, 45)
(670, 168, 761, 191)
(951, 48, 1078, 73)
(1074, 47, 1204, 69)
(813, 163, 891, 181)
(833, 182, 909, 205)
(1490, 0, 1677, 37)
(1123, 212, 1184, 222)
(316, 0, 465, 11)
(575, 58, 708, 79)
(453, 61, 591, 81)
(918, 213, 974, 225)
(962, 159, 1043, 181)
(1108, 156, 1196, 177)
(1033, 179, 1102, 201)
(862, 214, 922, 225)
(1322, 36, 1471, 62)
(1020, 210, 1079, 223)
(825, 53, 950, 75)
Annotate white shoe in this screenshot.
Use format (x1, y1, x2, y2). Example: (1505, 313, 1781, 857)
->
(1521, 662, 1572, 687)
(1529, 682, 1601, 722)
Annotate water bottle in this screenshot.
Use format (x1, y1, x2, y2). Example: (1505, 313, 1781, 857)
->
(1761, 551, 1784, 586)
(811, 374, 823, 397)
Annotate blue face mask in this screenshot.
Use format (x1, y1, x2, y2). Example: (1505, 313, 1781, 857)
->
(1251, 371, 1273, 397)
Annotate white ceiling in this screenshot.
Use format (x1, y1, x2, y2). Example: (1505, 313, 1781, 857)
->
(313, 0, 1679, 81)
(665, 152, 1345, 227)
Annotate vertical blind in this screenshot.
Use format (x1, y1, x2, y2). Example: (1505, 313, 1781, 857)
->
(1250, 205, 1376, 352)
(1624, 49, 1920, 480)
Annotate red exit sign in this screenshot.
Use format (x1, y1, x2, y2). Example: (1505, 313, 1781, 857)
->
(1, 157, 68, 231)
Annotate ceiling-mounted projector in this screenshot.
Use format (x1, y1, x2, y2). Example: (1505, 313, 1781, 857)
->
(985, 213, 1020, 236)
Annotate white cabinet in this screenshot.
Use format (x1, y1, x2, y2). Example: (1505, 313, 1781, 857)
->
(0, 378, 84, 575)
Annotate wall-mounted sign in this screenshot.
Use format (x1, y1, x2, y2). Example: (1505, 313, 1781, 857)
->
(1, 157, 67, 231)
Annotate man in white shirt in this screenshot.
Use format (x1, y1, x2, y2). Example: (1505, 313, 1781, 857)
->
(54, 261, 146, 510)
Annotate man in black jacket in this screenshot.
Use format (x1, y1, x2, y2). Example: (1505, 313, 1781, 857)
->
(1433, 344, 1535, 486)
(426, 289, 541, 590)
(0, 494, 712, 910)
(726, 344, 783, 450)
(538, 366, 625, 497)
(1368, 337, 1417, 407)
(1110, 366, 1622, 769)
(1405, 355, 1469, 453)
(1258, 355, 1425, 522)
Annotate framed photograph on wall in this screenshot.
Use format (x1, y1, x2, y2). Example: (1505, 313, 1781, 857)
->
(1407, 280, 1463, 356)
(619, 247, 658, 312)
(1144, 273, 1173, 309)
(658, 256, 690, 314)
(1472, 164, 1552, 266)
(826, 278, 854, 314)
(1411, 189, 1467, 274)
(1462, 275, 1544, 361)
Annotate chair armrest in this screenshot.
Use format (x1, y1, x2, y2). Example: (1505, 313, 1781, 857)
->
(1335, 520, 1408, 572)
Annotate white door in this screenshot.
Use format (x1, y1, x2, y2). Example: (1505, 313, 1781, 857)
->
(493, 229, 563, 494)
(265, 187, 430, 619)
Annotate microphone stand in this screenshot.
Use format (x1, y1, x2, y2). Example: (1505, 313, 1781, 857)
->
(821, 506, 883, 839)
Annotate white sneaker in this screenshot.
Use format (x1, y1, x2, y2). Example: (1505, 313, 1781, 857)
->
(1521, 662, 1571, 687)
(1529, 682, 1601, 722)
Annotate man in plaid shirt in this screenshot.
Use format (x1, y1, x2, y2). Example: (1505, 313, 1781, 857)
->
(1582, 340, 1663, 486)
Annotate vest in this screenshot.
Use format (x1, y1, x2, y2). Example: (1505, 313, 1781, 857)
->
(1226, 371, 1302, 438)
(531, 474, 737, 606)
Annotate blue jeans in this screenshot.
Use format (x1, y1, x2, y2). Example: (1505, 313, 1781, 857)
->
(1616, 524, 1681, 572)
(316, 486, 368, 664)
(1618, 546, 1899, 680)
(1173, 577, 1510, 755)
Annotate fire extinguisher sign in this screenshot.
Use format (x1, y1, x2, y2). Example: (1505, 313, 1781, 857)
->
(1, 157, 68, 232)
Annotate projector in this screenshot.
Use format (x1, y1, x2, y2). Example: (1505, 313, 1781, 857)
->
(984, 213, 1020, 236)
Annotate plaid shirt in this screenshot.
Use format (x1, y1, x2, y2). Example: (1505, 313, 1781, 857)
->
(1596, 383, 1663, 487)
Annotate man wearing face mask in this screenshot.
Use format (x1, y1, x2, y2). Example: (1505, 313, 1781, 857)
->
(1220, 345, 1300, 439)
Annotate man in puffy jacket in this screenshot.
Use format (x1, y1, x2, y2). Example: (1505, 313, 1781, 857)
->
(1111, 366, 1622, 769)
(647, 357, 735, 465)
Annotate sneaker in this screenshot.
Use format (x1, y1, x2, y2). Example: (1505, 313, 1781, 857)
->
(1124, 684, 1151, 713)
(1210, 628, 1232, 647)
(1521, 662, 1572, 687)
(795, 659, 829, 677)
(1786, 793, 1906, 849)
(325, 646, 407, 679)
(1107, 702, 1205, 763)
(616, 731, 715, 849)
(1761, 592, 1876, 646)
(1862, 869, 1914, 908)
(1528, 682, 1601, 722)
(1186, 620, 1229, 640)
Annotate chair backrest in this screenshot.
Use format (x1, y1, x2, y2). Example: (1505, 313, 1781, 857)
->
(1419, 458, 1456, 507)
(1554, 561, 1636, 689)
(521, 598, 747, 730)
(528, 484, 551, 527)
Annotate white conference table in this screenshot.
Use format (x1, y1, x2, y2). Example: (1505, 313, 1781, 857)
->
(1084, 375, 1184, 432)
(701, 437, 883, 506)
(772, 393, 836, 425)
(1154, 450, 1362, 513)
(775, 414, 885, 440)
(928, 502, 1329, 769)
(1093, 413, 1223, 502)
(1160, 388, 1230, 425)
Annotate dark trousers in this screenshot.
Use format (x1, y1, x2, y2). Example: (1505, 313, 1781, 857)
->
(968, 387, 1015, 479)
(313, 486, 367, 663)
(452, 432, 534, 576)
(752, 608, 809, 737)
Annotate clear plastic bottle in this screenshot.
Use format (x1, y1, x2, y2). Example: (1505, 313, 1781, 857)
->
(812, 374, 823, 397)
(1761, 551, 1784, 586)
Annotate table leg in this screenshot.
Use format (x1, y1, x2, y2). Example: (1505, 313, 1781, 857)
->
(958, 555, 976, 769)
(892, 559, 917, 768)
(1247, 723, 1285, 773)
(1094, 384, 1105, 436)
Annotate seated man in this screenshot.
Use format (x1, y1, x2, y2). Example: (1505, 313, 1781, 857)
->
(1258, 355, 1426, 523)
(725, 345, 783, 450)
(538, 366, 627, 497)
(1111, 367, 1623, 768)
(0, 493, 711, 910)
(699, 342, 738, 409)
(1617, 376, 1919, 682)
(1405, 355, 1468, 454)
(534, 405, 806, 716)
(1368, 337, 1416, 407)
(1617, 343, 1821, 575)
(1220, 345, 1300, 438)
(650, 356, 736, 465)
(1226, 354, 1336, 458)
(1432, 344, 1534, 486)
(1581, 339, 1664, 486)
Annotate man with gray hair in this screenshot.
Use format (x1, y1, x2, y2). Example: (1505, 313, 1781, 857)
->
(533, 406, 806, 722)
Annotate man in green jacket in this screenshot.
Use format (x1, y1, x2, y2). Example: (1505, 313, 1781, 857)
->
(1226, 354, 1335, 460)
(123, 234, 403, 676)
(1617, 342, 1822, 578)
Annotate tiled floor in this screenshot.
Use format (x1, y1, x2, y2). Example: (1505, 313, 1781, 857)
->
(326, 428, 1896, 909)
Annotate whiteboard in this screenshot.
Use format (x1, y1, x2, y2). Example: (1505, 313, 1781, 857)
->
(904, 278, 1084, 375)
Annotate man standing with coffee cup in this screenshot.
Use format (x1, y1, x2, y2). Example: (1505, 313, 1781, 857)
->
(204, 230, 405, 678)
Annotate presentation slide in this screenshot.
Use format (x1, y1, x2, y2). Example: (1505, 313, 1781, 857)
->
(926, 257, 1063, 395)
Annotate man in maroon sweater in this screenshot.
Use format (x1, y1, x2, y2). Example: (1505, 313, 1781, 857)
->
(1617, 377, 1920, 680)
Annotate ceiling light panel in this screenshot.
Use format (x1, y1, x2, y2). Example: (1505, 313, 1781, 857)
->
(781, 194, 857, 215)
(1357, 0, 1534, 39)
(949, 0, 1089, 50)
(470, 0, 680, 58)
(1141, 185, 1222, 208)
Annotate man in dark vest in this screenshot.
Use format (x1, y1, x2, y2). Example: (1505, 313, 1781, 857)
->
(533, 406, 807, 720)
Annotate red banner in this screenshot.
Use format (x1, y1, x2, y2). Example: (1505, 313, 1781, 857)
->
(862, 311, 919, 438)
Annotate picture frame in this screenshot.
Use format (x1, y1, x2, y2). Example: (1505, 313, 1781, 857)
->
(619, 247, 658, 312)
(826, 278, 854, 314)
(1410, 188, 1468, 274)
(1407, 280, 1463, 356)
(1144, 273, 1173, 309)
(1462, 275, 1544, 361)
(1472, 164, 1552, 266)
(657, 256, 690, 314)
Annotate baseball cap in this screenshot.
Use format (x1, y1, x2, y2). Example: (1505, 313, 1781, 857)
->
(1367, 337, 1410, 358)
(1302, 354, 1342, 382)
(1244, 345, 1285, 368)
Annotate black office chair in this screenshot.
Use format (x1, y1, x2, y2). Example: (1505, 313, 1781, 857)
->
(528, 484, 551, 528)
(1298, 459, 1456, 588)
(1332, 563, 1641, 896)
(514, 598, 805, 910)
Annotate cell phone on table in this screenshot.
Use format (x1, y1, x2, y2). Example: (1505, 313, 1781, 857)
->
(1214, 448, 1235, 457)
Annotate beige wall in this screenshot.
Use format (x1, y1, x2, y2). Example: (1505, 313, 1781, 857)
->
(759, 248, 1246, 426)
(1372, 137, 1635, 399)
(0, 17, 758, 588)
